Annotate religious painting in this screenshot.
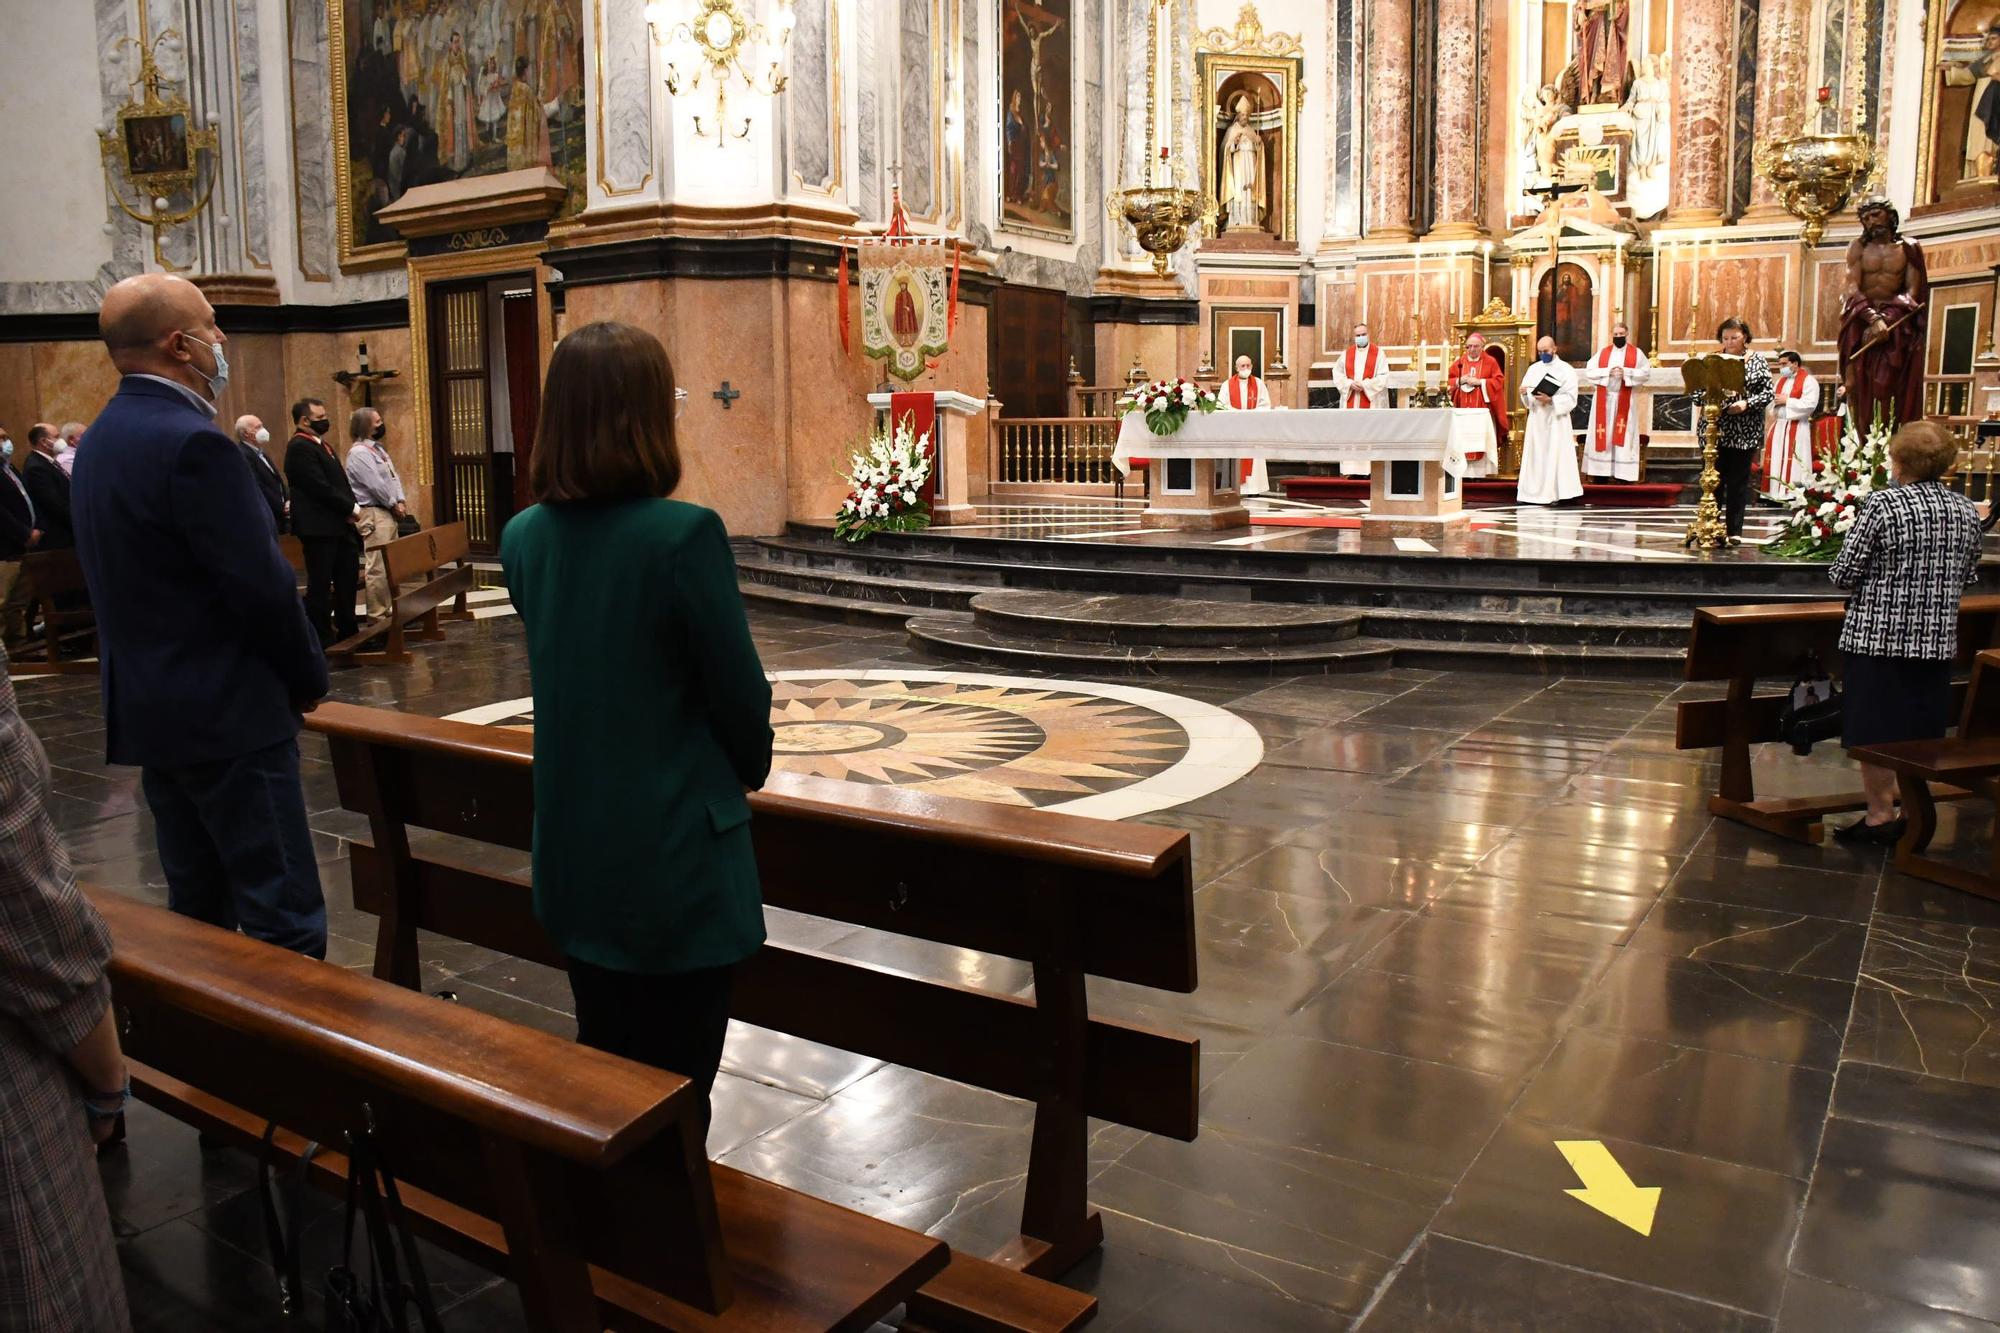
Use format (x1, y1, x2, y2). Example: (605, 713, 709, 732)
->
(1920, 0, 2000, 209)
(999, 0, 1073, 240)
(1195, 8, 1304, 250)
(123, 113, 190, 176)
(1536, 262, 1595, 362)
(860, 238, 954, 382)
(327, 0, 587, 269)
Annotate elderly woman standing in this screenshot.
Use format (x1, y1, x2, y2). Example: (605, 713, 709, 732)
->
(1831, 420, 1986, 842)
(1715, 317, 1775, 543)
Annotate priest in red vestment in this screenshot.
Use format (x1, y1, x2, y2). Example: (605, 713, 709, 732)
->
(1447, 333, 1507, 478)
(1221, 354, 1272, 493)
(1332, 323, 1386, 477)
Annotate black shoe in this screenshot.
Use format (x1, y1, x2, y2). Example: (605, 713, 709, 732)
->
(1833, 817, 1906, 845)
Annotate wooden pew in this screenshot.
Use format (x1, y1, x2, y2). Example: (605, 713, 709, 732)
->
(306, 701, 1198, 1331)
(91, 887, 953, 1332)
(8, 547, 98, 675)
(1849, 648, 2000, 902)
(325, 522, 476, 665)
(1676, 596, 2000, 842)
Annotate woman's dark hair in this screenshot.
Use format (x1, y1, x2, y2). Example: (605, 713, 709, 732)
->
(530, 321, 682, 504)
(1717, 316, 1754, 343)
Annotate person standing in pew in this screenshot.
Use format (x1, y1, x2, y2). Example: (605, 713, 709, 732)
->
(0, 642, 133, 1333)
(1830, 419, 1986, 842)
(75, 274, 332, 958)
(285, 397, 363, 647)
(500, 321, 773, 1123)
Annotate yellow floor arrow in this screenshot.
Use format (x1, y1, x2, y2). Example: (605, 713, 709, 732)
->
(1554, 1140, 1660, 1236)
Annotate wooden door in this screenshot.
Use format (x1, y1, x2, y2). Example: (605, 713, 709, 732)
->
(989, 285, 1069, 417)
(501, 289, 541, 515)
(428, 279, 498, 551)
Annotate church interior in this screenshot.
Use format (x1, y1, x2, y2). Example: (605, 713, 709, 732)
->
(8, 0, 2000, 1329)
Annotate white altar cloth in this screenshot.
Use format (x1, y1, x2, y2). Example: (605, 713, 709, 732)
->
(1113, 407, 1487, 478)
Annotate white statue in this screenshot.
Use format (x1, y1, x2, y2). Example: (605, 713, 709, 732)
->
(1519, 84, 1567, 192)
(1220, 95, 1267, 231)
(1628, 53, 1668, 182)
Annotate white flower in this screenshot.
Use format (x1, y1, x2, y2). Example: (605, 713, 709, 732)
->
(1180, 384, 1195, 405)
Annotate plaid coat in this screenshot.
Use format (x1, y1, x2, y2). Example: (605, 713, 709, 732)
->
(0, 645, 130, 1331)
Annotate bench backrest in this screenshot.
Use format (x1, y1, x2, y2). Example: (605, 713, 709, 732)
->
(1684, 594, 2000, 682)
(21, 546, 90, 601)
(1964, 650, 2000, 739)
(385, 521, 471, 587)
(308, 702, 1201, 1143)
(89, 887, 733, 1313)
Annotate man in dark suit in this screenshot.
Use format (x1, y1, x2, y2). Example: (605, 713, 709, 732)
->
(72, 273, 330, 958)
(283, 396, 362, 645)
(232, 413, 288, 534)
(0, 431, 38, 639)
(22, 423, 73, 549)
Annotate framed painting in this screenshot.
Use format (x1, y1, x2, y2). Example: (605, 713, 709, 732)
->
(124, 114, 191, 176)
(999, 0, 1073, 240)
(1917, 0, 2000, 211)
(327, 0, 588, 270)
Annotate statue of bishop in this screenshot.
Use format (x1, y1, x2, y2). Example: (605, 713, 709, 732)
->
(1220, 96, 1267, 232)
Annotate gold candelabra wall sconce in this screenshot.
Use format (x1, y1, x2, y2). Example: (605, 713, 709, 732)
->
(646, 0, 797, 147)
(96, 19, 222, 272)
(1109, 0, 1217, 277)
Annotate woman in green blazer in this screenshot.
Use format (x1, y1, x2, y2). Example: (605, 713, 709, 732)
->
(500, 321, 773, 1117)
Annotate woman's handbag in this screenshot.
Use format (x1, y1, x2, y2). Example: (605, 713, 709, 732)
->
(323, 1118, 446, 1333)
(1778, 652, 1843, 756)
(395, 514, 421, 538)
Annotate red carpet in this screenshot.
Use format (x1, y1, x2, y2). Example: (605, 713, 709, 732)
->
(1279, 477, 1684, 508)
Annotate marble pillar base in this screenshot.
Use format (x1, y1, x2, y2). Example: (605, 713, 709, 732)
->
(1361, 511, 1473, 538)
(1424, 221, 1488, 242)
(1142, 504, 1251, 531)
(932, 503, 979, 526)
(1663, 207, 1730, 227)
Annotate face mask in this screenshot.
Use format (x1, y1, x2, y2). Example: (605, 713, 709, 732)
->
(1, 441, 11, 460)
(1538, 351, 1554, 363)
(253, 427, 271, 446)
(307, 417, 331, 436)
(179, 331, 229, 396)
(1354, 335, 1369, 348)
(372, 423, 388, 441)
(1236, 367, 1251, 379)
(1612, 335, 1627, 348)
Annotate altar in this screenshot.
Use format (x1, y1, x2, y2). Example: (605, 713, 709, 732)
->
(1113, 407, 1490, 533)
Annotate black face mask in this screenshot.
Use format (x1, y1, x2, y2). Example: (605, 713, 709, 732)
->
(307, 417, 331, 437)
(1612, 336, 1627, 348)
(371, 423, 387, 441)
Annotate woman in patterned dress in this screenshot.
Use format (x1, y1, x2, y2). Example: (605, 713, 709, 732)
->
(1714, 317, 1775, 544)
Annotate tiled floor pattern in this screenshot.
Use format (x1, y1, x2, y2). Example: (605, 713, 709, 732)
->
(22, 608, 2000, 1331)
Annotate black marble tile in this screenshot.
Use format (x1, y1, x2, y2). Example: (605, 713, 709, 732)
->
(1202, 1035, 1516, 1183)
(1475, 839, 1683, 894)
(1195, 885, 1409, 964)
(120, 1217, 297, 1333)
(1664, 855, 1880, 923)
(1286, 965, 1575, 1079)
(98, 1102, 262, 1239)
(1279, 811, 1512, 868)
(1358, 914, 1618, 1006)
(1423, 874, 1656, 946)
(1776, 1276, 2000, 1332)
(1261, 726, 1455, 775)
(1874, 870, 2000, 930)
(1578, 952, 1853, 1071)
(720, 1021, 885, 1099)
(1791, 1119, 2000, 1323)
(1516, 1030, 1834, 1179)
(1830, 1062, 2000, 1153)
(1625, 899, 1867, 982)
(1844, 918, 2000, 1089)
(1361, 1235, 1772, 1332)
(1434, 1115, 1807, 1316)
(1214, 843, 1466, 911)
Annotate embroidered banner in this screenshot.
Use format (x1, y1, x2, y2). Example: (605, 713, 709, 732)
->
(859, 236, 954, 383)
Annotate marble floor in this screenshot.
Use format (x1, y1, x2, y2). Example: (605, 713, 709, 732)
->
(23, 608, 2000, 1332)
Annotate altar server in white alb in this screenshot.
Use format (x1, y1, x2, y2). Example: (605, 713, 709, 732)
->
(1221, 353, 1273, 494)
(1331, 324, 1388, 477)
(1581, 322, 1650, 483)
(1761, 350, 1821, 501)
(1517, 336, 1584, 505)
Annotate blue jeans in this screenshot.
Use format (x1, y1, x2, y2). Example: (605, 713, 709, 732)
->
(140, 738, 328, 958)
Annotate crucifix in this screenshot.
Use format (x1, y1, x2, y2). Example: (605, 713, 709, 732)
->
(1524, 180, 1587, 265)
(332, 340, 400, 407)
(712, 382, 742, 409)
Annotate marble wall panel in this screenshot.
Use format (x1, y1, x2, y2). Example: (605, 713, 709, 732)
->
(1429, 0, 1481, 228)
(858, 0, 883, 223)
(1660, 253, 1790, 354)
(1811, 257, 1846, 346)
(233, 0, 272, 270)
(0, 345, 42, 440)
(288, 0, 336, 282)
(789, 0, 834, 188)
(900, 0, 936, 217)
(1727, 0, 1758, 219)
(30, 342, 124, 430)
(1748, 0, 1811, 213)
(600, 0, 656, 195)
(1365, 0, 1415, 236)
(1329, 0, 1360, 235)
(1669, 0, 1733, 221)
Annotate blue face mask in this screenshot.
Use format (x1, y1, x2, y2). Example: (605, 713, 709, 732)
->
(1538, 351, 1554, 363)
(179, 330, 230, 397)
(1, 440, 10, 460)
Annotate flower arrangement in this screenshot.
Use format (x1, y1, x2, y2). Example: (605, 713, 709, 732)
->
(1119, 378, 1222, 436)
(834, 414, 934, 543)
(1764, 414, 1892, 560)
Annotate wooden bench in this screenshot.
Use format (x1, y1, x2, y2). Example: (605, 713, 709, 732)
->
(324, 522, 477, 664)
(1676, 596, 2000, 842)
(1849, 648, 2000, 902)
(306, 701, 1200, 1330)
(91, 886, 956, 1332)
(7, 546, 98, 675)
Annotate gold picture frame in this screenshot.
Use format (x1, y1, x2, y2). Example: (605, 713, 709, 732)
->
(1195, 48, 1303, 246)
(97, 21, 220, 269)
(1915, 0, 2000, 212)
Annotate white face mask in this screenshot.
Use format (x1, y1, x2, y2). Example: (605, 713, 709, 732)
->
(1236, 365, 1252, 379)
(253, 427, 271, 446)
(1354, 335, 1369, 348)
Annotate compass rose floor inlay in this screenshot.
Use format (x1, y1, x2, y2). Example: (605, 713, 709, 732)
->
(443, 669, 1265, 820)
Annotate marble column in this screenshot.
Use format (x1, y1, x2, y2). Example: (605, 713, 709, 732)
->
(1667, 0, 1732, 225)
(1745, 0, 1813, 217)
(1426, 0, 1484, 238)
(1364, 0, 1414, 239)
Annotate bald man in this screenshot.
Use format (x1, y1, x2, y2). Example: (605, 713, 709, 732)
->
(233, 413, 288, 534)
(72, 273, 330, 958)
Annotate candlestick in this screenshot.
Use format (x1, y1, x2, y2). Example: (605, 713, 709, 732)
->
(1481, 240, 1494, 311)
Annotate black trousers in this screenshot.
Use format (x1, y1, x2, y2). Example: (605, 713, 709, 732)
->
(567, 959, 736, 1129)
(299, 531, 360, 643)
(1717, 446, 1754, 538)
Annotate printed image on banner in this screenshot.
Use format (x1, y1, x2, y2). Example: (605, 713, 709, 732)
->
(860, 239, 953, 383)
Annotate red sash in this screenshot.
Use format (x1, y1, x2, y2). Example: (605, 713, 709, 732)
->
(1591, 343, 1641, 453)
(1227, 376, 1261, 409)
(1761, 370, 1813, 490)
(1343, 346, 1381, 408)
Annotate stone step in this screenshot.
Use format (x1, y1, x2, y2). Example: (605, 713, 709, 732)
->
(1358, 605, 1687, 648)
(968, 591, 1365, 647)
(905, 615, 1399, 676)
(737, 558, 978, 612)
(737, 579, 917, 627)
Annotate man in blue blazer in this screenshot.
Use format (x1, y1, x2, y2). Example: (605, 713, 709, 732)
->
(72, 273, 331, 958)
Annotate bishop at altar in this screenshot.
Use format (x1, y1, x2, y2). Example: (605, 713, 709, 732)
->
(1518, 337, 1584, 505)
(1581, 325, 1649, 483)
(1447, 334, 1507, 479)
(1761, 351, 1821, 502)
(1221, 354, 1272, 494)
(1331, 325, 1387, 478)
